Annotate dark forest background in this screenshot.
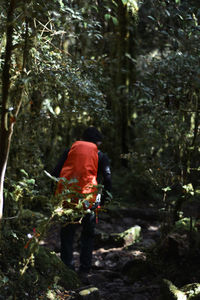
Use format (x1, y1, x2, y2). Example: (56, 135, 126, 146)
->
(0, 0, 200, 299)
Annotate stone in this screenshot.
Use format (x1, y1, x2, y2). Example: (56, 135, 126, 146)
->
(122, 259, 154, 283)
(77, 286, 100, 300)
(95, 225, 141, 249)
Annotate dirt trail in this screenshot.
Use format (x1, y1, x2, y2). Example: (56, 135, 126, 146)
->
(46, 207, 161, 299)
(83, 209, 160, 300)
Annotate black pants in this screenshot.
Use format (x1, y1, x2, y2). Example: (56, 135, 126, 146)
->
(60, 213, 96, 272)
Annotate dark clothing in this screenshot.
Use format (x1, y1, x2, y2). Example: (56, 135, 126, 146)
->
(52, 143, 111, 272)
(82, 127, 103, 143)
(51, 149, 70, 178)
(60, 213, 96, 272)
(97, 150, 112, 205)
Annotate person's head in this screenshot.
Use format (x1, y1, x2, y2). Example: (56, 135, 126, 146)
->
(82, 126, 103, 146)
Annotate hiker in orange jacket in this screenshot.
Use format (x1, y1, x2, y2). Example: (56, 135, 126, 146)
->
(52, 127, 111, 274)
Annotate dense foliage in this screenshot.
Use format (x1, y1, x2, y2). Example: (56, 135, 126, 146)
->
(0, 0, 200, 298)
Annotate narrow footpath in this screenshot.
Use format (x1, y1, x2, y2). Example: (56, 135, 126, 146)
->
(46, 206, 161, 300)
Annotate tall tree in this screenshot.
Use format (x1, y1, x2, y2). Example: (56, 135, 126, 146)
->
(0, 0, 29, 220)
(89, 0, 139, 165)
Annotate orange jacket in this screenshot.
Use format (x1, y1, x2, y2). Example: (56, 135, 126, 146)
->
(56, 141, 98, 204)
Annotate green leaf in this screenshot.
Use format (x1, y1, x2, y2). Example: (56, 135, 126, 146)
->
(65, 7, 75, 14)
(183, 183, 194, 195)
(11, 231, 19, 240)
(44, 170, 59, 182)
(2, 276, 9, 284)
(104, 14, 111, 21)
(165, 9, 170, 17)
(20, 169, 28, 177)
(111, 16, 119, 26)
(26, 179, 35, 185)
(43, 99, 56, 116)
(177, 14, 183, 20)
(68, 178, 78, 184)
(58, 0, 64, 9)
(125, 53, 136, 63)
(112, 0, 118, 7)
(148, 16, 156, 21)
(162, 187, 171, 192)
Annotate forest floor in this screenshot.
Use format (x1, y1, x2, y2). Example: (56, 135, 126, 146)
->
(45, 204, 162, 300)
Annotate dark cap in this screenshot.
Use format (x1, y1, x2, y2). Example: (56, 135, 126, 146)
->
(82, 127, 103, 143)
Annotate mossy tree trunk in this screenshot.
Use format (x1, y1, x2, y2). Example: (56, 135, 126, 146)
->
(0, 1, 29, 220)
(0, 0, 16, 220)
(109, 0, 138, 166)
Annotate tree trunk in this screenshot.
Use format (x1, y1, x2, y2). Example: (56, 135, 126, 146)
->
(0, 1, 29, 220)
(110, 1, 138, 167)
(0, 0, 16, 220)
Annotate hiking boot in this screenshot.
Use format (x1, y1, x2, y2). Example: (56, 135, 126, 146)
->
(77, 270, 90, 285)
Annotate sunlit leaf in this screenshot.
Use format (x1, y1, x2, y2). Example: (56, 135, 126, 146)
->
(111, 16, 118, 26)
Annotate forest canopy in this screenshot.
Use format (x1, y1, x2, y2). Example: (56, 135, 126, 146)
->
(0, 0, 200, 298)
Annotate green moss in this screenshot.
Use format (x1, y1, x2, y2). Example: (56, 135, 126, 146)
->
(160, 279, 187, 300)
(174, 218, 196, 233)
(34, 246, 80, 290)
(5, 246, 81, 299)
(111, 225, 141, 247)
(181, 283, 200, 300)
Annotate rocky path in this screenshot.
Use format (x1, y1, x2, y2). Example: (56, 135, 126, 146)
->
(46, 207, 162, 300)
(83, 209, 160, 300)
(72, 207, 161, 299)
(44, 203, 200, 300)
